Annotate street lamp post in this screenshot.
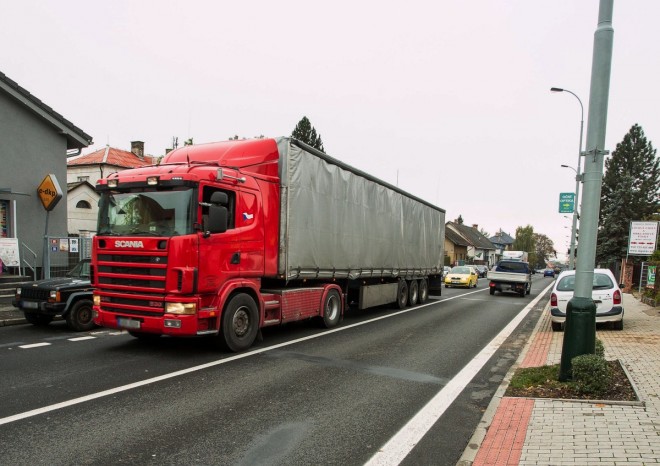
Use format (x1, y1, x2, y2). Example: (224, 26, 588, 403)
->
(552, 87, 584, 270)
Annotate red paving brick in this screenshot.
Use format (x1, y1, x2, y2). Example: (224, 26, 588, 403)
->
(473, 398, 534, 466)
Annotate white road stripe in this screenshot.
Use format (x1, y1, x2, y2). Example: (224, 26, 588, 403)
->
(364, 281, 554, 466)
(18, 343, 52, 349)
(68, 336, 96, 342)
(0, 286, 544, 429)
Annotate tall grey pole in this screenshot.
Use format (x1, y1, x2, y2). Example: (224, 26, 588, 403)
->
(559, 0, 614, 381)
(553, 87, 585, 270)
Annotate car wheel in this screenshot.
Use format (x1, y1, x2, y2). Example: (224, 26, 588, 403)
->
(65, 299, 96, 332)
(24, 312, 53, 326)
(551, 322, 563, 332)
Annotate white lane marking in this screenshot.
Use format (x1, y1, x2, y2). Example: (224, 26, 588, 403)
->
(0, 286, 534, 427)
(365, 281, 554, 466)
(18, 343, 52, 349)
(68, 336, 96, 342)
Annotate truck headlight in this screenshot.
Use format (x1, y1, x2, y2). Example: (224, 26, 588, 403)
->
(93, 294, 101, 306)
(165, 302, 197, 315)
(48, 290, 61, 302)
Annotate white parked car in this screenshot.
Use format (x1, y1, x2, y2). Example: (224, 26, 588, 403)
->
(549, 268, 624, 332)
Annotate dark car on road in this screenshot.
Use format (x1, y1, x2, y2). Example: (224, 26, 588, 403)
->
(543, 268, 555, 278)
(12, 259, 95, 331)
(474, 265, 488, 278)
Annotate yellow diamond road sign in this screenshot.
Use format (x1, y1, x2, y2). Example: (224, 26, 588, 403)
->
(37, 174, 63, 211)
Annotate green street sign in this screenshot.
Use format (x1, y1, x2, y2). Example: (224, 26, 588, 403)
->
(559, 192, 575, 213)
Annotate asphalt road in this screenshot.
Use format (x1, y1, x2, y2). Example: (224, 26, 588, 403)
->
(0, 275, 554, 465)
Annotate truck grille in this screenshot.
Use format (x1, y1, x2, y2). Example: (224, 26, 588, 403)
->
(96, 253, 168, 316)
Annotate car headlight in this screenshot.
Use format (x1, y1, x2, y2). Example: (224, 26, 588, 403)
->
(165, 302, 197, 315)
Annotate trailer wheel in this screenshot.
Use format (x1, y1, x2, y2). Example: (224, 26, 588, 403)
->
(65, 299, 96, 332)
(418, 279, 428, 304)
(24, 312, 53, 326)
(396, 281, 408, 309)
(321, 289, 342, 328)
(221, 293, 259, 352)
(408, 280, 419, 306)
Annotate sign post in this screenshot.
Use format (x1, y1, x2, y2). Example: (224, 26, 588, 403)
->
(37, 174, 63, 279)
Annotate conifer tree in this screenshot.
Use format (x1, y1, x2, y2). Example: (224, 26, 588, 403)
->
(291, 116, 325, 152)
(597, 124, 659, 263)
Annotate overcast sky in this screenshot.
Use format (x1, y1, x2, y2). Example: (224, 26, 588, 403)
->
(3, 1, 658, 259)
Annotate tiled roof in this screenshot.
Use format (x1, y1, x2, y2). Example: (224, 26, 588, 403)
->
(67, 181, 96, 192)
(447, 222, 495, 250)
(0, 70, 92, 149)
(490, 230, 515, 246)
(68, 146, 157, 169)
(445, 228, 470, 247)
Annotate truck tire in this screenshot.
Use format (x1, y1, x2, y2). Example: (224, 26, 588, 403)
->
(408, 280, 419, 306)
(526, 283, 531, 295)
(396, 280, 408, 309)
(321, 289, 342, 328)
(220, 293, 259, 352)
(24, 312, 53, 326)
(418, 279, 428, 304)
(65, 299, 96, 332)
(489, 287, 495, 295)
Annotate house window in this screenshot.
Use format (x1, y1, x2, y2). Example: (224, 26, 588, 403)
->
(78, 176, 89, 182)
(76, 200, 92, 209)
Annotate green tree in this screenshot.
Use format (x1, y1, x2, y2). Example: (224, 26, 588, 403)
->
(597, 124, 660, 264)
(291, 116, 325, 152)
(533, 233, 555, 268)
(513, 225, 536, 258)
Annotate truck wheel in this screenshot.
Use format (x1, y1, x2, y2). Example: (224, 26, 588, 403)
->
(24, 312, 53, 326)
(396, 281, 408, 309)
(221, 293, 259, 352)
(321, 289, 342, 328)
(418, 279, 428, 304)
(408, 280, 419, 306)
(65, 299, 96, 332)
(526, 283, 531, 295)
(489, 287, 495, 295)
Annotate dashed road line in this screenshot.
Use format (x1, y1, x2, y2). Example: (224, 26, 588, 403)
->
(68, 336, 96, 342)
(19, 342, 52, 349)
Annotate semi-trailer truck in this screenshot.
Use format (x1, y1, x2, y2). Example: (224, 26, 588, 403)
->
(91, 137, 445, 351)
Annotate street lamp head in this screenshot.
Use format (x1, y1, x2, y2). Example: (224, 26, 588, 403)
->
(561, 164, 569, 168)
(550, 87, 564, 92)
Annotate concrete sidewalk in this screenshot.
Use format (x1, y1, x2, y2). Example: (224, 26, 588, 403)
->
(459, 293, 660, 465)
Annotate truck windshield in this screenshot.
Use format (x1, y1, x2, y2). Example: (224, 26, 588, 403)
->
(97, 188, 195, 236)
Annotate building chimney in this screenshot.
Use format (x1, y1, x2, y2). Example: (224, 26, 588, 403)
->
(131, 141, 145, 160)
(472, 224, 478, 230)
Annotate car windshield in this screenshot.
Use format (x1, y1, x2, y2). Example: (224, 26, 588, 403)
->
(451, 266, 471, 274)
(97, 188, 195, 236)
(556, 273, 614, 292)
(66, 260, 90, 279)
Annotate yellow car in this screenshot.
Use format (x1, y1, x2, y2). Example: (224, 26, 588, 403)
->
(444, 266, 479, 288)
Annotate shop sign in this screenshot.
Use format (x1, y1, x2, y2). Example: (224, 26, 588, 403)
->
(37, 174, 63, 211)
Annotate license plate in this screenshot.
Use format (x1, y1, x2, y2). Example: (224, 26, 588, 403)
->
(22, 301, 38, 309)
(117, 317, 141, 329)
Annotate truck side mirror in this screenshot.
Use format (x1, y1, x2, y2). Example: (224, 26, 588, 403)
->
(206, 205, 228, 234)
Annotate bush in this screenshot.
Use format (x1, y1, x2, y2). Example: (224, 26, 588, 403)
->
(572, 354, 610, 395)
(595, 338, 604, 358)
